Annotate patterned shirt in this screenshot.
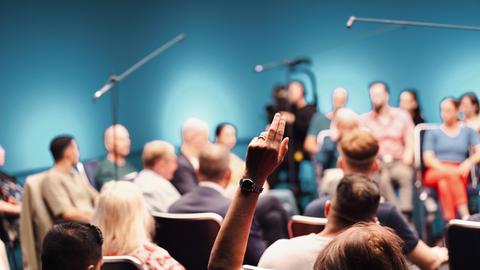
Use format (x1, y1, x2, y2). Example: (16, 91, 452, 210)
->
(361, 107, 414, 159)
(131, 242, 185, 270)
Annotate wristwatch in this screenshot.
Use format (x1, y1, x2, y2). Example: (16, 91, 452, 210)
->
(239, 178, 263, 194)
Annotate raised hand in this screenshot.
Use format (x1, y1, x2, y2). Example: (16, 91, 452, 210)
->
(244, 113, 289, 186)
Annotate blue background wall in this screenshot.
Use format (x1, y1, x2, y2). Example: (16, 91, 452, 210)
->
(1, 0, 479, 175)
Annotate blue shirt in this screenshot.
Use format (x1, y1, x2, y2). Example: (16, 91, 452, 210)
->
(316, 137, 339, 170)
(423, 126, 480, 162)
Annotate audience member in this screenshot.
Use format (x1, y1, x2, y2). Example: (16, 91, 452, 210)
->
(278, 80, 316, 195)
(214, 123, 246, 197)
(400, 89, 425, 125)
(361, 81, 414, 215)
(326, 87, 348, 120)
(258, 173, 380, 270)
(42, 136, 98, 224)
(41, 222, 103, 270)
(305, 129, 448, 270)
(303, 112, 330, 155)
(265, 84, 289, 123)
(0, 145, 22, 250)
(423, 97, 480, 221)
(208, 113, 289, 270)
(171, 118, 210, 194)
(94, 124, 137, 190)
(169, 144, 268, 265)
(460, 92, 480, 133)
(134, 140, 180, 213)
(313, 223, 409, 270)
(316, 108, 359, 196)
(92, 181, 184, 270)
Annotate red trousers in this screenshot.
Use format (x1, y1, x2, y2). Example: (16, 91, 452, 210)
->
(424, 163, 469, 221)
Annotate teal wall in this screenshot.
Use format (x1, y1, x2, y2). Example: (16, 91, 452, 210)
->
(1, 0, 479, 175)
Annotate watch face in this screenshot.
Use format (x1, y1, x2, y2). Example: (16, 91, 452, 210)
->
(242, 179, 254, 191)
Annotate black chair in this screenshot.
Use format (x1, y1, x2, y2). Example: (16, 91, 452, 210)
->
(287, 215, 327, 238)
(102, 256, 142, 270)
(152, 212, 223, 270)
(446, 219, 480, 270)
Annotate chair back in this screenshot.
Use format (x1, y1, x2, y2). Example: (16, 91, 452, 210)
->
(20, 171, 52, 270)
(152, 212, 223, 270)
(288, 215, 327, 238)
(413, 123, 439, 172)
(446, 219, 480, 270)
(102, 256, 143, 270)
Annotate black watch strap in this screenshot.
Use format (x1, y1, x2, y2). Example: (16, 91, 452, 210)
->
(239, 178, 263, 193)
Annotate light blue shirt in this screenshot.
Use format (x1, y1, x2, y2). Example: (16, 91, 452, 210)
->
(423, 126, 480, 162)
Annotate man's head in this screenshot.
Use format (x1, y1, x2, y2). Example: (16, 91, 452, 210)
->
(368, 81, 390, 112)
(104, 124, 131, 158)
(288, 80, 306, 104)
(198, 144, 231, 187)
(337, 129, 379, 176)
(42, 222, 104, 270)
(142, 140, 178, 180)
(332, 87, 348, 111)
(325, 173, 380, 228)
(49, 135, 79, 166)
(215, 123, 237, 150)
(182, 118, 210, 155)
(314, 223, 408, 270)
(334, 108, 359, 138)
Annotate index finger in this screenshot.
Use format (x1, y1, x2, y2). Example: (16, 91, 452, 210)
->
(274, 115, 286, 144)
(267, 113, 280, 142)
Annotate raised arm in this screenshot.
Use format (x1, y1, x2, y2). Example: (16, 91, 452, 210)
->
(208, 113, 288, 270)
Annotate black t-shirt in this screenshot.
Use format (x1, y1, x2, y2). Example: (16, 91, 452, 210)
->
(288, 104, 317, 151)
(304, 196, 419, 254)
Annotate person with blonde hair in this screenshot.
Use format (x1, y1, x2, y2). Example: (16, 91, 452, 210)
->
(92, 181, 184, 270)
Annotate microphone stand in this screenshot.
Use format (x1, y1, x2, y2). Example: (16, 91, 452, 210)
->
(347, 16, 480, 31)
(92, 33, 185, 180)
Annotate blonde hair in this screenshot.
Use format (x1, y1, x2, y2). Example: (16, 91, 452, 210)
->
(92, 181, 153, 256)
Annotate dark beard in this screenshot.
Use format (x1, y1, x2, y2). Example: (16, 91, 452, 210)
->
(373, 103, 384, 113)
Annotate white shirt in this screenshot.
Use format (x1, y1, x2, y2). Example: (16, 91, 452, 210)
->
(134, 169, 181, 212)
(258, 234, 332, 270)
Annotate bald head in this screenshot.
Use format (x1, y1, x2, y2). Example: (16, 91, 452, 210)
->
(182, 118, 210, 155)
(335, 108, 359, 137)
(104, 124, 131, 157)
(142, 140, 177, 180)
(199, 144, 230, 184)
(332, 87, 348, 111)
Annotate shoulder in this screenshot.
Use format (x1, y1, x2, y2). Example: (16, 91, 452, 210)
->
(304, 198, 327, 217)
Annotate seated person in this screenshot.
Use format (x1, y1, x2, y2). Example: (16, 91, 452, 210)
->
(0, 145, 22, 248)
(400, 89, 425, 125)
(423, 98, 480, 221)
(41, 222, 104, 270)
(171, 118, 210, 194)
(134, 140, 181, 212)
(258, 173, 380, 270)
(169, 144, 268, 265)
(42, 136, 98, 224)
(95, 124, 137, 190)
(460, 92, 480, 133)
(92, 181, 184, 270)
(304, 130, 448, 270)
(316, 108, 359, 196)
(314, 223, 409, 270)
(361, 81, 414, 215)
